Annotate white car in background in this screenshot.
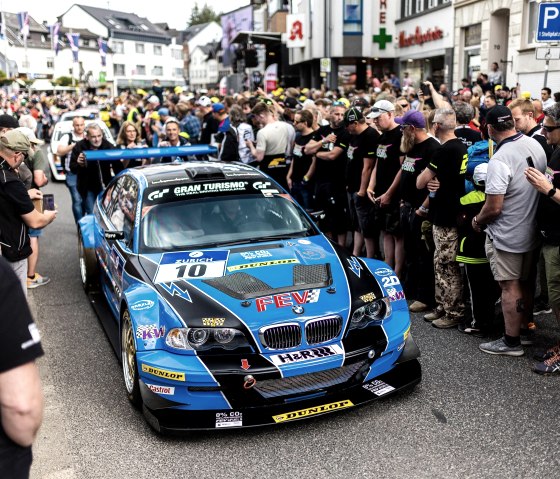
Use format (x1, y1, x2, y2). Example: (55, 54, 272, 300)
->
(48, 119, 115, 181)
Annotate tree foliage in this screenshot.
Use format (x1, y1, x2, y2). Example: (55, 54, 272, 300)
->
(188, 3, 221, 27)
(55, 76, 73, 87)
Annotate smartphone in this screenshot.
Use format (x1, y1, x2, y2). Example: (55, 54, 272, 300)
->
(526, 156, 535, 168)
(420, 83, 431, 96)
(43, 194, 55, 211)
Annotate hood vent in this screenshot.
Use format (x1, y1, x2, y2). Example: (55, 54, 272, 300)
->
(204, 263, 332, 300)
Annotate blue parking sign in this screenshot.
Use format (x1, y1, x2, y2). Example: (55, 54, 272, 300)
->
(537, 2, 560, 41)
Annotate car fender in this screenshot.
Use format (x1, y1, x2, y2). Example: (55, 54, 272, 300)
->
(78, 214, 96, 249)
(122, 284, 183, 352)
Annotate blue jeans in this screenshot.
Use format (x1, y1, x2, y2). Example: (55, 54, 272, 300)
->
(83, 191, 96, 215)
(65, 172, 83, 223)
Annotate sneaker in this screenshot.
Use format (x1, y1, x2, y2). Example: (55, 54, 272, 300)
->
(424, 307, 445, 322)
(27, 273, 51, 289)
(479, 337, 524, 357)
(533, 344, 560, 362)
(532, 353, 560, 375)
(520, 330, 535, 346)
(533, 299, 552, 316)
(458, 322, 485, 338)
(409, 301, 429, 313)
(432, 317, 461, 329)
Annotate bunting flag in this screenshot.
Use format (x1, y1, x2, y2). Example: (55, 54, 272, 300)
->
(17, 11, 30, 38)
(98, 38, 108, 67)
(50, 23, 61, 55)
(66, 32, 80, 63)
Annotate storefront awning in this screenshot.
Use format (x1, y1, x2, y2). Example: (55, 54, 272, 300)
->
(231, 31, 282, 46)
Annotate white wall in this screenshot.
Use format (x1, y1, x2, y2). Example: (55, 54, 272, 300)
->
(187, 22, 222, 53)
(61, 5, 108, 37)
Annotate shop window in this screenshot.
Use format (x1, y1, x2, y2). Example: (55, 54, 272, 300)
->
(526, 0, 539, 45)
(463, 24, 482, 84)
(343, 0, 362, 35)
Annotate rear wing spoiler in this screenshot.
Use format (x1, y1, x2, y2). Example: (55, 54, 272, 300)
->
(84, 145, 218, 161)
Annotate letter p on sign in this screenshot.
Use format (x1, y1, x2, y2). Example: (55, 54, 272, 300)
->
(544, 6, 559, 28)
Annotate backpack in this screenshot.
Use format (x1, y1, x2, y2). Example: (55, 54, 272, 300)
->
(465, 139, 494, 193)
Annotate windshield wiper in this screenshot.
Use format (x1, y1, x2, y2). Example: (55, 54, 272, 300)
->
(256, 231, 313, 242)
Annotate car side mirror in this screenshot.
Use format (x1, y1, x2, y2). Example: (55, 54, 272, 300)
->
(309, 210, 325, 222)
(104, 230, 125, 241)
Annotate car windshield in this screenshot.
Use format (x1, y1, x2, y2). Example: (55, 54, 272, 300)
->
(140, 193, 316, 252)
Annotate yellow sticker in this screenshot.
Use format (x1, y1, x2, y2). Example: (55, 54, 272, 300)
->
(227, 259, 299, 272)
(141, 364, 185, 382)
(202, 317, 226, 327)
(359, 292, 376, 303)
(403, 325, 411, 341)
(272, 400, 354, 423)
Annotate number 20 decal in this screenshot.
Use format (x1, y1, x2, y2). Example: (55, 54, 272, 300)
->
(381, 276, 400, 288)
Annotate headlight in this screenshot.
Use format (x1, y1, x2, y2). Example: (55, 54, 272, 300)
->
(350, 298, 391, 329)
(166, 327, 249, 351)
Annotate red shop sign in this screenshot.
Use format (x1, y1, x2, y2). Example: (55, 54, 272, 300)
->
(399, 26, 443, 48)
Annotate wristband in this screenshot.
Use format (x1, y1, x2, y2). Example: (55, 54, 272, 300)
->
(419, 206, 429, 213)
(547, 187, 557, 198)
(303, 175, 310, 183)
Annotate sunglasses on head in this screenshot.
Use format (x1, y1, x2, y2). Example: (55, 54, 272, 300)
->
(332, 101, 345, 106)
(371, 107, 390, 113)
(542, 125, 560, 132)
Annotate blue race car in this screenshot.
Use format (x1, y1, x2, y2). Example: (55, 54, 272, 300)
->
(78, 147, 421, 433)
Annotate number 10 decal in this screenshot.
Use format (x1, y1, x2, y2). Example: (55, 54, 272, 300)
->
(154, 250, 229, 283)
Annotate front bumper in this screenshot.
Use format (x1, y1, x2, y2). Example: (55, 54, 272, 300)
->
(140, 335, 421, 433)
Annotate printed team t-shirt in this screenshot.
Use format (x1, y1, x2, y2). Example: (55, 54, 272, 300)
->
(291, 131, 316, 181)
(373, 126, 403, 199)
(427, 138, 468, 227)
(314, 125, 349, 185)
(400, 136, 440, 207)
(345, 126, 380, 193)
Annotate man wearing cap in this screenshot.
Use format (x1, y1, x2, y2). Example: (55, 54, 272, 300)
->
(15, 127, 51, 289)
(417, 108, 468, 329)
(524, 102, 560, 373)
(343, 106, 380, 258)
(198, 96, 220, 147)
(473, 105, 547, 356)
(398, 110, 440, 313)
(367, 99, 404, 275)
(0, 130, 57, 294)
(0, 114, 19, 134)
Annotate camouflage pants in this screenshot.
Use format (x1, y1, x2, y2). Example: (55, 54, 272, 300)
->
(433, 225, 465, 319)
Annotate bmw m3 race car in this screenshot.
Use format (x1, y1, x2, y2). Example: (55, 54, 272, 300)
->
(78, 147, 421, 433)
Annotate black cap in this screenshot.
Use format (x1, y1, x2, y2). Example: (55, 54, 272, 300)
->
(284, 97, 298, 109)
(486, 105, 513, 126)
(0, 114, 19, 129)
(343, 107, 364, 126)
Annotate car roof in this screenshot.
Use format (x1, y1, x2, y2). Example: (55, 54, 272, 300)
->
(131, 161, 267, 187)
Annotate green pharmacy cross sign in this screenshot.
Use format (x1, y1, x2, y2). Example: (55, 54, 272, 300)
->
(373, 28, 393, 50)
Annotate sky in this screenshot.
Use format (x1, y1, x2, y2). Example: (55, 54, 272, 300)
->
(4, 0, 251, 30)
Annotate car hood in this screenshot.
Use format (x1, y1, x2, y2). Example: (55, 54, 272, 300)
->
(137, 235, 383, 339)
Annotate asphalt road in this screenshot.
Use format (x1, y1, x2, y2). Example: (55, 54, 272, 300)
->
(29, 180, 560, 479)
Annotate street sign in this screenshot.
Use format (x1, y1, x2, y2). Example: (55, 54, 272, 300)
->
(320, 58, 331, 73)
(537, 2, 560, 42)
(536, 46, 560, 59)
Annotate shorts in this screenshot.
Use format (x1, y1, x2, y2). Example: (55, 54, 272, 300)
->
(542, 243, 560, 310)
(376, 203, 402, 235)
(485, 237, 537, 282)
(28, 228, 42, 238)
(348, 192, 377, 238)
(314, 183, 348, 234)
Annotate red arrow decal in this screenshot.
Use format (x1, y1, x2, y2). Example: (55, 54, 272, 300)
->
(241, 359, 250, 370)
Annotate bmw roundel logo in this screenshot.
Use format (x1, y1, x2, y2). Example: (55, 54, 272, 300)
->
(292, 305, 304, 314)
(189, 251, 203, 258)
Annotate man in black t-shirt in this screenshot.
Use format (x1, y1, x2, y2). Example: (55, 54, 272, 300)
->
(453, 101, 482, 149)
(343, 107, 380, 258)
(198, 96, 220, 146)
(397, 111, 440, 312)
(417, 108, 467, 329)
(0, 257, 44, 479)
(305, 104, 349, 245)
(367, 99, 404, 275)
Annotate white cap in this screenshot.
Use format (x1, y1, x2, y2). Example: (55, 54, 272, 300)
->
(366, 99, 395, 119)
(147, 95, 160, 105)
(15, 126, 44, 145)
(197, 95, 212, 107)
(473, 162, 488, 186)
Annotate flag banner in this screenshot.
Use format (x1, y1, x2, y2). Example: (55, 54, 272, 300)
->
(18, 12, 30, 38)
(66, 32, 80, 62)
(98, 38, 108, 67)
(50, 23, 61, 55)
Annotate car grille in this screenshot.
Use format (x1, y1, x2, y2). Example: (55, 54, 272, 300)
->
(306, 316, 342, 345)
(261, 323, 302, 349)
(255, 361, 366, 399)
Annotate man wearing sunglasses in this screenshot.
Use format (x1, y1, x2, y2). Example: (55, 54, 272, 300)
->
(473, 105, 547, 356)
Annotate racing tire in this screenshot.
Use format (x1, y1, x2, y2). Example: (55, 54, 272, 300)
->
(78, 231, 99, 293)
(121, 309, 142, 408)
